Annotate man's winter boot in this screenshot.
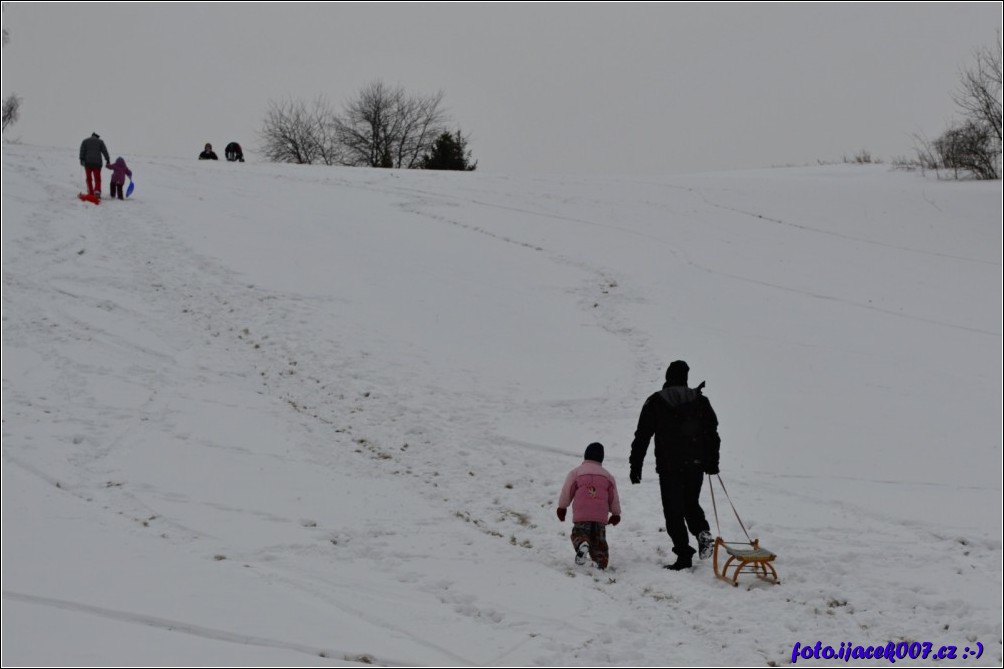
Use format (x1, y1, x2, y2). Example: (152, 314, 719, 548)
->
(698, 530, 714, 560)
(664, 553, 693, 571)
(575, 542, 590, 566)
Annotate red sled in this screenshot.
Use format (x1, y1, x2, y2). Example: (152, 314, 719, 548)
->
(78, 192, 101, 205)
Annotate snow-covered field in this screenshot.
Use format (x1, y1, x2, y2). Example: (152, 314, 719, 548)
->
(2, 143, 1001, 666)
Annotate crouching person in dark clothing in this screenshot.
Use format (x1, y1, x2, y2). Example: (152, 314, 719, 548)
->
(225, 142, 244, 162)
(629, 360, 721, 570)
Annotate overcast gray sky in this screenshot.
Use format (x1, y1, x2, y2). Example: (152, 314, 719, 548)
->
(2, 3, 1001, 175)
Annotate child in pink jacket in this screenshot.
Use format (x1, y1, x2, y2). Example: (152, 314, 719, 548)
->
(556, 442, 621, 569)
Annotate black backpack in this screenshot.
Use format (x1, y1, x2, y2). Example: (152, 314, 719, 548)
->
(665, 388, 720, 472)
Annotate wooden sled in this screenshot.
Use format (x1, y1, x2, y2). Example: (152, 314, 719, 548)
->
(712, 537, 780, 587)
(707, 473, 781, 587)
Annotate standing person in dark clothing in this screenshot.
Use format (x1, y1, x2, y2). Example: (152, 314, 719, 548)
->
(199, 143, 218, 160)
(225, 142, 244, 162)
(79, 132, 110, 198)
(629, 360, 721, 571)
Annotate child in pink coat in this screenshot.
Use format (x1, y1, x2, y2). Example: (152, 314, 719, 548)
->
(556, 442, 621, 569)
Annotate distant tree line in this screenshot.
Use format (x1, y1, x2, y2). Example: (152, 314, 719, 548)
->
(912, 31, 1001, 180)
(259, 81, 477, 171)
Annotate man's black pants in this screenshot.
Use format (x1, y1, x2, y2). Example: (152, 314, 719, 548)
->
(659, 467, 710, 557)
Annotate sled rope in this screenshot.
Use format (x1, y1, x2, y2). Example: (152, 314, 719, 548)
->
(709, 473, 752, 543)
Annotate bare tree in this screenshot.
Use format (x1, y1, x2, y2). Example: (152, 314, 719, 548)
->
(2, 92, 21, 132)
(939, 30, 1003, 179)
(913, 32, 1002, 180)
(258, 96, 341, 165)
(392, 89, 449, 169)
(954, 30, 1003, 149)
(310, 98, 343, 167)
(335, 81, 449, 169)
(934, 119, 998, 180)
(334, 81, 395, 168)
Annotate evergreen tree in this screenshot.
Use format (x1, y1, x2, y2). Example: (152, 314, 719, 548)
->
(421, 130, 477, 171)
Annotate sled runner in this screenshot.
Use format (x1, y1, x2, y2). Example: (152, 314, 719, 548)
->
(708, 474, 780, 587)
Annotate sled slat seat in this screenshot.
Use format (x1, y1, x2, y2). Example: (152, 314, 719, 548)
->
(713, 537, 780, 587)
(722, 544, 775, 560)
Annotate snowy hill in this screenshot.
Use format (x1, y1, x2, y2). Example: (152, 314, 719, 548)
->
(2, 143, 1001, 666)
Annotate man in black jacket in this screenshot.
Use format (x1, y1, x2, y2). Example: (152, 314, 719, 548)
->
(629, 360, 720, 570)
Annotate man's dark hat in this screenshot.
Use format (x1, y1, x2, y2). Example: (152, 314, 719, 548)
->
(665, 360, 690, 385)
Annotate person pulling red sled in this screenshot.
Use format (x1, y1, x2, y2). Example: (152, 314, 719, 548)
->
(78, 132, 110, 204)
